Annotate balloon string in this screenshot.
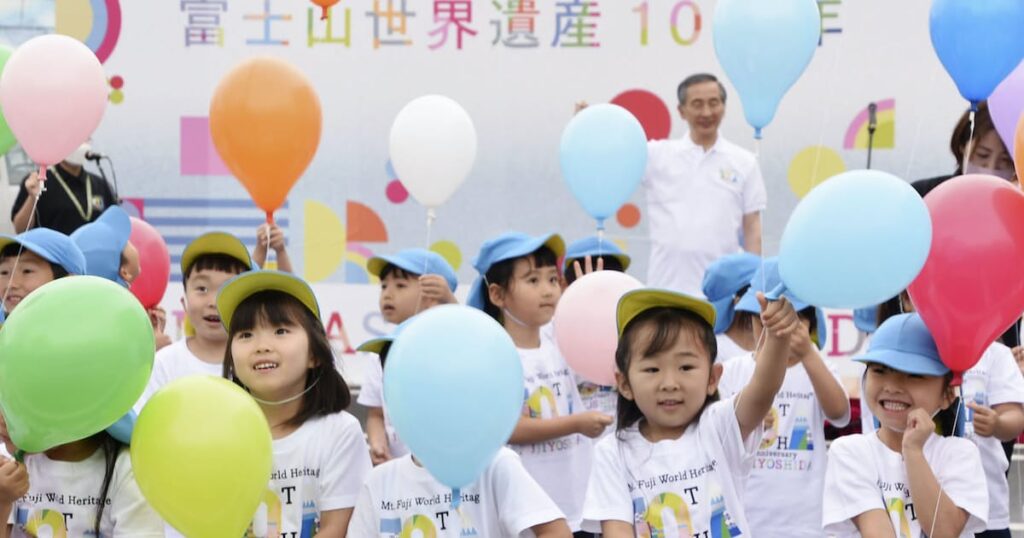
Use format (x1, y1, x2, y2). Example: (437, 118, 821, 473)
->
(904, 68, 940, 180)
(414, 208, 437, 316)
(809, 29, 846, 192)
(962, 110, 976, 175)
(927, 385, 963, 538)
(1, 180, 44, 313)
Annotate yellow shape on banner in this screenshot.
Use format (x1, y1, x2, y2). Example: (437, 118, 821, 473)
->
(430, 240, 463, 271)
(304, 200, 346, 283)
(55, 0, 93, 41)
(787, 146, 846, 198)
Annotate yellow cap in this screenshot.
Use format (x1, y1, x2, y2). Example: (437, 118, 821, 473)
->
(180, 232, 253, 276)
(216, 270, 320, 331)
(617, 289, 717, 337)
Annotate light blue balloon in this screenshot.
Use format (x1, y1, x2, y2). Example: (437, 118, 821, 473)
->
(713, 0, 821, 138)
(778, 170, 932, 310)
(930, 0, 1024, 105)
(560, 104, 648, 229)
(384, 305, 524, 489)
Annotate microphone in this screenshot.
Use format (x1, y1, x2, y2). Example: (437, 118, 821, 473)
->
(867, 102, 878, 132)
(85, 150, 107, 161)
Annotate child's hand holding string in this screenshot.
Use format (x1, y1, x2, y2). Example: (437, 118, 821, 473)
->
(902, 408, 933, 453)
(757, 293, 800, 342)
(419, 275, 456, 306)
(0, 458, 28, 504)
(965, 402, 999, 438)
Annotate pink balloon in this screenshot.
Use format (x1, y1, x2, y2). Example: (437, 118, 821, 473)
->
(0, 35, 108, 168)
(990, 62, 1024, 158)
(553, 271, 644, 386)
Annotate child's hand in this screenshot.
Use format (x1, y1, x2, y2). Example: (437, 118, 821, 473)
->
(902, 408, 933, 453)
(0, 413, 16, 457)
(1013, 346, 1024, 376)
(257, 224, 287, 253)
(966, 402, 999, 438)
(419, 275, 456, 305)
(575, 411, 614, 438)
(789, 323, 816, 360)
(369, 440, 391, 466)
(574, 101, 589, 115)
(756, 294, 800, 341)
(0, 459, 28, 503)
(571, 255, 605, 282)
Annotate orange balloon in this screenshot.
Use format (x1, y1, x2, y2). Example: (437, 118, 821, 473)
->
(310, 0, 340, 20)
(210, 57, 321, 218)
(1016, 114, 1024, 183)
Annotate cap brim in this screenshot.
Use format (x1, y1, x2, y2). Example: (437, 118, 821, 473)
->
(357, 336, 393, 355)
(617, 289, 717, 336)
(854, 350, 949, 377)
(181, 232, 253, 275)
(366, 256, 393, 279)
(0, 235, 58, 268)
(217, 271, 320, 331)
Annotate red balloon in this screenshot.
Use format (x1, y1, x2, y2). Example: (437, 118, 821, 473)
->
(128, 217, 170, 310)
(908, 175, 1024, 373)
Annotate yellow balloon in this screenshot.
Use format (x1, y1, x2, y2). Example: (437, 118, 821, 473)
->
(131, 376, 271, 538)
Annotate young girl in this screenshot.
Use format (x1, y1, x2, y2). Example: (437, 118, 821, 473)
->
(469, 231, 611, 534)
(219, 270, 372, 536)
(824, 313, 988, 537)
(716, 258, 849, 538)
(701, 252, 760, 362)
(582, 287, 799, 536)
(348, 326, 573, 537)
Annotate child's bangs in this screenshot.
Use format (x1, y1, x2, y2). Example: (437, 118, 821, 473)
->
(230, 290, 314, 334)
(633, 308, 714, 360)
(381, 264, 416, 281)
(527, 246, 559, 269)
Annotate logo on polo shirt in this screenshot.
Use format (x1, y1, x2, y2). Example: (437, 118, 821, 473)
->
(719, 167, 739, 184)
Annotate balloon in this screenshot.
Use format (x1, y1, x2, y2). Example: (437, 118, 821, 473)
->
(712, 0, 820, 138)
(990, 62, 1024, 156)
(310, 0, 340, 20)
(778, 170, 932, 309)
(0, 35, 108, 169)
(132, 376, 272, 538)
(908, 175, 1024, 373)
(0, 277, 153, 452)
(385, 305, 522, 488)
(128, 217, 171, 310)
(554, 271, 644, 385)
(389, 95, 477, 210)
(210, 57, 321, 220)
(930, 0, 1024, 106)
(560, 104, 648, 228)
(0, 46, 15, 156)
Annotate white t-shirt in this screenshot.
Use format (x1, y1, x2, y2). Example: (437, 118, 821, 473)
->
(582, 397, 759, 536)
(11, 448, 163, 537)
(135, 338, 224, 412)
(509, 340, 594, 531)
(717, 354, 849, 538)
(823, 433, 988, 537)
(960, 343, 1024, 529)
(643, 135, 767, 296)
(715, 334, 748, 363)
(356, 353, 411, 458)
(348, 447, 565, 537)
(244, 411, 371, 537)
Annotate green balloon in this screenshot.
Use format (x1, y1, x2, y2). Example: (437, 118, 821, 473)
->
(0, 276, 154, 452)
(0, 46, 14, 156)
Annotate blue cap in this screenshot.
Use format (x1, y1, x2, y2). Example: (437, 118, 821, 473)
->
(854, 306, 879, 334)
(0, 228, 87, 276)
(357, 317, 416, 355)
(735, 257, 827, 350)
(564, 236, 631, 271)
(702, 253, 760, 334)
(71, 206, 132, 286)
(854, 313, 949, 376)
(106, 410, 136, 444)
(467, 232, 565, 310)
(367, 249, 458, 292)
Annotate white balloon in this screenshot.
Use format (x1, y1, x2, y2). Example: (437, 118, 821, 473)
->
(388, 95, 477, 209)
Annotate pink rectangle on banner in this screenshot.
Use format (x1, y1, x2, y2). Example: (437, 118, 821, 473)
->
(180, 117, 231, 176)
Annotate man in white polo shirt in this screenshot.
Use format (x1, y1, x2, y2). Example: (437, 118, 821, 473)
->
(645, 73, 766, 296)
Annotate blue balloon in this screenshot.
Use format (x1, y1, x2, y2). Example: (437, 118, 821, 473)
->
(930, 0, 1024, 105)
(560, 104, 648, 228)
(713, 0, 820, 138)
(384, 305, 524, 489)
(778, 170, 932, 309)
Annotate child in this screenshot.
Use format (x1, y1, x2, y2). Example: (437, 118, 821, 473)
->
(824, 313, 988, 537)
(582, 287, 800, 536)
(701, 252, 760, 362)
(562, 236, 632, 430)
(716, 258, 849, 538)
(0, 228, 86, 319)
(349, 325, 573, 537)
(469, 231, 610, 534)
(136, 232, 252, 408)
(219, 270, 372, 536)
(360, 249, 457, 465)
(252, 222, 293, 273)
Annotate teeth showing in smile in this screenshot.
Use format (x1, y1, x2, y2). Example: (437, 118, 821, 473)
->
(254, 362, 278, 371)
(881, 400, 909, 411)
